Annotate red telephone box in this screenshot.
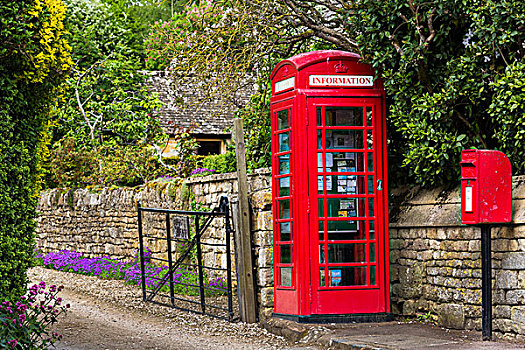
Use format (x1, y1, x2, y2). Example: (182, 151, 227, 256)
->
(270, 51, 391, 321)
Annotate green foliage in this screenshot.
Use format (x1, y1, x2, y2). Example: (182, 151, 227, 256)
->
(200, 151, 237, 174)
(55, 53, 163, 147)
(0, 0, 71, 298)
(64, 0, 132, 67)
(47, 138, 170, 187)
(346, 0, 525, 186)
(237, 85, 272, 170)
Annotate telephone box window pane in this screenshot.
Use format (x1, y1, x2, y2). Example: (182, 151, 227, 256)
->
(278, 133, 289, 152)
(327, 244, 366, 263)
(279, 155, 289, 174)
(279, 199, 291, 219)
(326, 198, 364, 218)
(280, 268, 292, 287)
(280, 245, 292, 264)
(369, 220, 375, 240)
(318, 176, 324, 194)
(327, 220, 365, 240)
(367, 130, 373, 150)
(319, 245, 325, 263)
(317, 107, 322, 126)
(325, 107, 363, 126)
(367, 152, 374, 172)
(280, 222, 291, 241)
(329, 267, 367, 287)
(317, 130, 323, 149)
(318, 221, 325, 241)
(325, 153, 364, 172)
(328, 175, 365, 195)
(318, 199, 325, 217)
(369, 243, 376, 263)
(319, 268, 326, 287)
(368, 175, 374, 194)
(368, 197, 375, 217)
(366, 107, 373, 127)
(279, 177, 290, 196)
(317, 152, 323, 172)
(325, 130, 363, 149)
(370, 265, 376, 285)
(277, 109, 289, 130)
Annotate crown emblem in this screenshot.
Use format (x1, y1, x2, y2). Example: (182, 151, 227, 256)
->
(334, 62, 348, 73)
(283, 67, 289, 76)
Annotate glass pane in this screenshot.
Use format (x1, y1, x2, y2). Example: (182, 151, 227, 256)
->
(367, 130, 373, 149)
(280, 222, 291, 241)
(326, 198, 364, 218)
(318, 199, 324, 217)
(319, 244, 325, 263)
(325, 152, 364, 172)
(366, 107, 373, 127)
(328, 243, 366, 263)
(369, 243, 376, 263)
(278, 155, 289, 174)
(326, 175, 366, 195)
(278, 133, 289, 152)
(317, 152, 323, 172)
(280, 245, 292, 264)
(325, 107, 363, 126)
(279, 199, 291, 219)
(280, 267, 292, 287)
(279, 177, 290, 196)
(318, 221, 325, 241)
(278, 109, 289, 130)
(368, 197, 374, 217)
(368, 175, 374, 194)
(317, 176, 324, 194)
(317, 130, 323, 149)
(319, 268, 326, 287)
(370, 265, 376, 285)
(316, 107, 322, 126)
(369, 220, 375, 240)
(329, 267, 367, 286)
(367, 152, 374, 172)
(326, 130, 363, 149)
(327, 220, 365, 240)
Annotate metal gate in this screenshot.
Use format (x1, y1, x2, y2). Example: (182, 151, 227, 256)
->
(137, 196, 236, 321)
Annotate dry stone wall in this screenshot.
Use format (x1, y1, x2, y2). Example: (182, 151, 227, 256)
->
(36, 169, 274, 319)
(37, 172, 525, 340)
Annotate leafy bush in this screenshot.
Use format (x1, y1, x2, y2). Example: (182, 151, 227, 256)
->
(0, 282, 69, 349)
(346, 0, 525, 186)
(200, 151, 237, 174)
(0, 0, 71, 297)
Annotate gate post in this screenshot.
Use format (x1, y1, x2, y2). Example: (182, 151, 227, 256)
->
(233, 118, 257, 323)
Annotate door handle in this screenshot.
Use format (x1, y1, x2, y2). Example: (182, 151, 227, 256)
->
(377, 179, 383, 191)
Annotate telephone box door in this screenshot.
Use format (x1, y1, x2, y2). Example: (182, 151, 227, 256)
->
(308, 97, 388, 314)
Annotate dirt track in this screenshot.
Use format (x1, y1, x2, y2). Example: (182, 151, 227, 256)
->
(28, 267, 321, 350)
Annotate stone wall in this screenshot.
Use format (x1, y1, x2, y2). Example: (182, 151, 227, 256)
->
(37, 171, 525, 340)
(389, 176, 525, 342)
(36, 168, 274, 319)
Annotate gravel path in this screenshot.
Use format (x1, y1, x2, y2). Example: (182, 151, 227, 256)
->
(28, 267, 321, 350)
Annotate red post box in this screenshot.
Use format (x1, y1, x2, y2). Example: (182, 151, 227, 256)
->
(270, 50, 390, 322)
(460, 149, 512, 224)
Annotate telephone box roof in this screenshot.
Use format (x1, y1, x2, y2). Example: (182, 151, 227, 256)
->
(270, 50, 361, 79)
